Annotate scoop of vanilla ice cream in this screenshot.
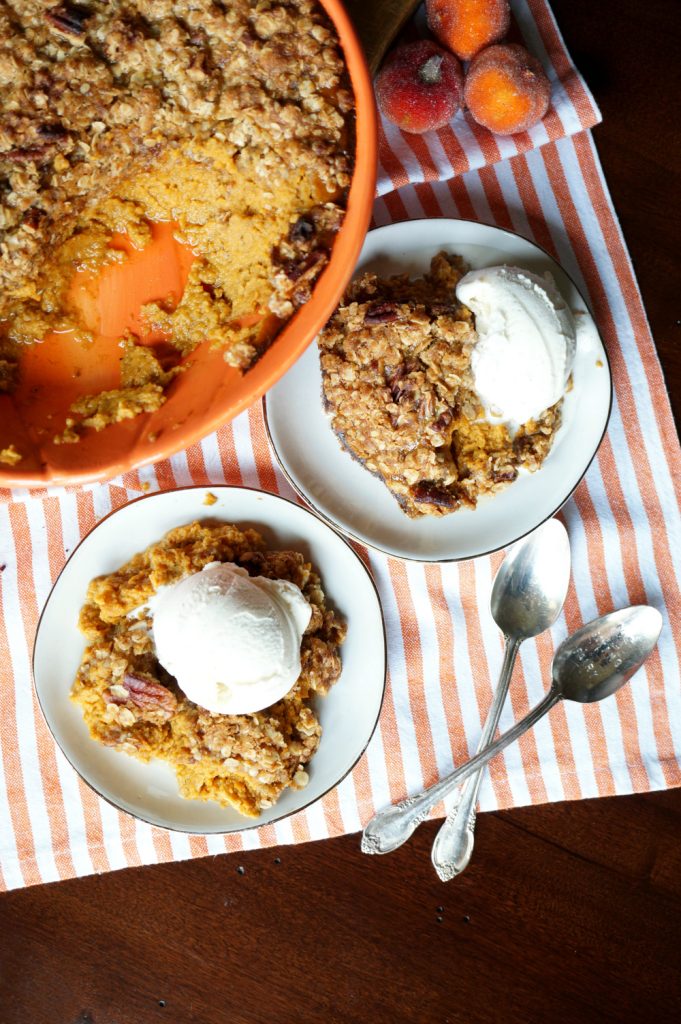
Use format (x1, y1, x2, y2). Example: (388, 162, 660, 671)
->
(456, 266, 576, 429)
(152, 561, 311, 715)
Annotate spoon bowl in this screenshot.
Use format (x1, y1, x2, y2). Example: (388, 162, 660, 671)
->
(553, 605, 663, 703)
(491, 518, 571, 640)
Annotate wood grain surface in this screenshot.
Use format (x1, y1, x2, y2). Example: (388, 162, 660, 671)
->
(1, 2, 680, 1022)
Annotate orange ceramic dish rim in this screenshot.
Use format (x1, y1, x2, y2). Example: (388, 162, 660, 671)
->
(1, 0, 378, 489)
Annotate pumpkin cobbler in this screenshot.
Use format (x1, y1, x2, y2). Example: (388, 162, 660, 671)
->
(0, 0, 354, 446)
(318, 252, 561, 517)
(71, 520, 346, 815)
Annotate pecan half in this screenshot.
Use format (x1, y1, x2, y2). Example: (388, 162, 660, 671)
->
(4, 145, 52, 164)
(5, 125, 71, 166)
(411, 481, 459, 509)
(108, 673, 177, 717)
(364, 301, 399, 325)
(45, 3, 91, 37)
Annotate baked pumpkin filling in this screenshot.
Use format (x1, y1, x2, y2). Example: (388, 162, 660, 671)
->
(0, 0, 354, 451)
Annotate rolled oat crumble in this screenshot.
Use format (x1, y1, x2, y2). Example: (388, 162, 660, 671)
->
(0, 0, 354, 441)
(71, 520, 346, 816)
(319, 252, 561, 517)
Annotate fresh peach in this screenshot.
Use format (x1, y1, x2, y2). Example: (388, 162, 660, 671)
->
(375, 40, 464, 135)
(426, 0, 510, 62)
(464, 43, 551, 135)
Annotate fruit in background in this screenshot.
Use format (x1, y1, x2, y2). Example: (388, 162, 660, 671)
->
(375, 40, 464, 135)
(464, 43, 551, 135)
(426, 0, 510, 62)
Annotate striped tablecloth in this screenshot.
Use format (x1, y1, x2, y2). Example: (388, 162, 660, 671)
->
(1, 0, 680, 890)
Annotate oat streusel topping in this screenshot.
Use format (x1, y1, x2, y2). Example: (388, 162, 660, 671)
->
(71, 520, 346, 816)
(0, 0, 354, 437)
(319, 252, 561, 517)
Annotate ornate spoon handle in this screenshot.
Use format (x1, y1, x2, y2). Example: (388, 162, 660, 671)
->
(431, 638, 520, 881)
(361, 688, 560, 855)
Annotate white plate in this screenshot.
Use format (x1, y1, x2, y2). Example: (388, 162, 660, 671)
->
(33, 486, 386, 833)
(265, 219, 612, 562)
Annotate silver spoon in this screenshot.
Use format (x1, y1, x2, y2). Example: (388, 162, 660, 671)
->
(431, 518, 571, 882)
(361, 605, 662, 857)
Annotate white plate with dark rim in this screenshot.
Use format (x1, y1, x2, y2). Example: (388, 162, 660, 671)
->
(264, 219, 612, 563)
(33, 486, 386, 833)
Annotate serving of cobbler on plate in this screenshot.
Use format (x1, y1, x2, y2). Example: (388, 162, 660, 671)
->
(71, 520, 346, 817)
(318, 252, 562, 518)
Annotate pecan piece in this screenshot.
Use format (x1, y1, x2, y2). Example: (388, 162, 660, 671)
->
(5, 126, 71, 166)
(411, 481, 459, 509)
(491, 467, 518, 484)
(286, 250, 328, 307)
(364, 301, 399, 325)
(385, 362, 417, 404)
(386, 368, 406, 404)
(513, 435, 536, 457)
(4, 145, 52, 164)
(289, 216, 315, 243)
(37, 123, 69, 142)
(433, 408, 453, 431)
(45, 3, 91, 38)
(108, 673, 177, 718)
(22, 207, 47, 231)
(282, 248, 326, 283)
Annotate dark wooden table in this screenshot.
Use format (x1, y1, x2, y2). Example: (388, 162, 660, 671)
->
(2, 2, 680, 1021)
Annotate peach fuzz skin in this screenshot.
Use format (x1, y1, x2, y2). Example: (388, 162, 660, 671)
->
(375, 39, 464, 135)
(426, 0, 510, 62)
(464, 43, 551, 135)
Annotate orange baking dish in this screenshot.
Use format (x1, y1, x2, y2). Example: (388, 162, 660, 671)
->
(0, 0, 377, 488)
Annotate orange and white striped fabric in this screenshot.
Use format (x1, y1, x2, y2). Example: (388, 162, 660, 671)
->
(1, 1, 680, 890)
